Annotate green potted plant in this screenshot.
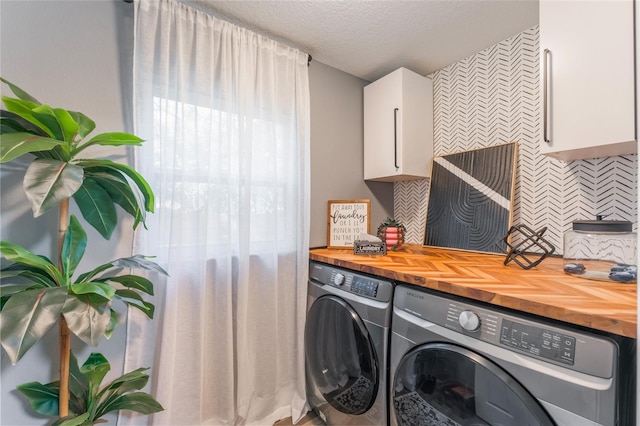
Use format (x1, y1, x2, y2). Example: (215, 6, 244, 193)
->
(377, 217, 406, 251)
(0, 78, 166, 424)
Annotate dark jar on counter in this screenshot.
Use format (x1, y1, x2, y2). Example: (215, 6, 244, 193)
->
(563, 220, 636, 283)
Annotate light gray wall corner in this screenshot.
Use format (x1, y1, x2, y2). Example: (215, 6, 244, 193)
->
(1, 1, 134, 425)
(309, 60, 393, 248)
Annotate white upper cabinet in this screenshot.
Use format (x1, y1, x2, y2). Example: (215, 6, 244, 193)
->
(364, 67, 433, 181)
(540, 0, 636, 161)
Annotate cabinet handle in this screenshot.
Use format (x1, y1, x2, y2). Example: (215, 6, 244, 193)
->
(543, 48, 551, 144)
(394, 107, 399, 169)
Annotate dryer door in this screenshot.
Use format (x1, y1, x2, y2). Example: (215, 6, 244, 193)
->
(305, 295, 379, 415)
(393, 343, 555, 426)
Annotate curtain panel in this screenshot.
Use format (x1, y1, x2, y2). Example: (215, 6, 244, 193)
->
(123, 0, 310, 424)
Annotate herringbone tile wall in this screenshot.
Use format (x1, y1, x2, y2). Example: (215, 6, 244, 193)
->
(395, 25, 638, 253)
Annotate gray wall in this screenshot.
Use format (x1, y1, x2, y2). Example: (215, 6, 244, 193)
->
(0, 2, 392, 423)
(0, 1, 134, 424)
(309, 61, 394, 248)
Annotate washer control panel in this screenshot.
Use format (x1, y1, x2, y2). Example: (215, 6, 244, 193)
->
(309, 261, 393, 303)
(444, 302, 576, 365)
(500, 319, 576, 365)
(394, 285, 616, 377)
(350, 276, 380, 298)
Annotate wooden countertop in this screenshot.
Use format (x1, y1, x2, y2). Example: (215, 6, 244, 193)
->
(309, 244, 638, 339)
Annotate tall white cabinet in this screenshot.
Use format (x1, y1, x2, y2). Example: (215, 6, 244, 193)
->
(364, 68, 433, 181)
(540, 0, 636, 161)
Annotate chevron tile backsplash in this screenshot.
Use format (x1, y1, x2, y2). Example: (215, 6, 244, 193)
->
(394, 25, 638, 252)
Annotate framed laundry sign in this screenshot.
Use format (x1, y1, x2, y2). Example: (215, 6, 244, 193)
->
(327, 199, 371, 248)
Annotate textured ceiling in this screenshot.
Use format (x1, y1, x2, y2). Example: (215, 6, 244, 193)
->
(186, 0, 539, 82)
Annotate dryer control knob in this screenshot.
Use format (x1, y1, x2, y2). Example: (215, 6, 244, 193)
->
(333, 273, 345, 286)
(459, 310, 480, 331)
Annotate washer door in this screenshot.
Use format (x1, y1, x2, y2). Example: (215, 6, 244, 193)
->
(393, 343, 555, 426)
(305, 295, 379, 415)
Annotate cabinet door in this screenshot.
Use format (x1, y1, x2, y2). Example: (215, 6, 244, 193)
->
(364, 68, 432, 181)
(540, 0, 636, 161)
(364, 70, 403, 180)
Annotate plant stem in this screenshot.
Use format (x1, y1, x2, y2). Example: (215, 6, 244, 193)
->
(58, 199, 70, 418)
(59, 317, 71, 417)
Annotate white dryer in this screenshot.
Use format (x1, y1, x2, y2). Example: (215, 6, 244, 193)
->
(305, 261, 394, 425)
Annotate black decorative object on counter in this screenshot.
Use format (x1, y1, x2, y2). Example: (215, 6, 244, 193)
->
(503, 224, 556, 270)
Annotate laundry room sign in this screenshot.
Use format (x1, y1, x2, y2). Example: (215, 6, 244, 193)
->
(327, 199, 371, 248)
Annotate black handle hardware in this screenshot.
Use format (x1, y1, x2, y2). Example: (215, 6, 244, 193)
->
(543, 49, 551, 144)
(394, 108, 399, 169)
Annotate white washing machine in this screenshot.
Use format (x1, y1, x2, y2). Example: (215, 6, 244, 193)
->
(390, 284, 636, 426)
(305, 261, 394, 425)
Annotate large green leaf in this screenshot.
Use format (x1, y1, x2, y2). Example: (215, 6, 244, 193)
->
(96, 368, 150, 418)
(62, 296, 111, 347)
(53, 412, 91, 426)
(0, 287, 67, 364)
(0, 241, 63, 284)
(114, 289, 154, 319)
(0, 132, 64, 163)
(102, 368, 149, 394)
(1, 283, 43, 311)
(60, 215, 87, 282)
(53, 108, 79, 143)
(72, 178, 117, 239)
(1, 97, 52, 138)
(108, 275, 154, 295)
(0, 283, 44, 304)
(112, 255, 168, 276)
(1, 267, 55, 287)
(75, 262, 116, 285)
(32, 146, 63, 161)
(77, 160, 154, 213)
(80, 352, 111, 391)
(87, 169, 145, 229)
(67, 111, 95, 140)
(0, 112, 44, 134)
(16, 381, 59, 416)
(73, 132, 143, 156)
(76, 255, 167, 286)
(23, 158, 84, 217)
(0, 78, 41, 104)
(97, 392, 163, 417)
(31, 104, 65, 141)
(14, 353, 88, 417)
(61, 215, 87, 280)
(104, 308, 119, 339)
(84, 166, 127, 183)
(68, 351, 90, 414)
(69, 282, 116, 301)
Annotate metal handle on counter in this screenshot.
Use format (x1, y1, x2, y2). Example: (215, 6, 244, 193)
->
(394, 107, 399, 169)
(543, 49, 551, 144)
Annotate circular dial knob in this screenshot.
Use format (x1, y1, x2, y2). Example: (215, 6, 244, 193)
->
(459, 310, 480, 331)
(333, 273, 345, 286)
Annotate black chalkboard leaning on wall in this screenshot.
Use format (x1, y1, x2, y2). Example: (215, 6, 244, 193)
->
(424, 142, 518, 254)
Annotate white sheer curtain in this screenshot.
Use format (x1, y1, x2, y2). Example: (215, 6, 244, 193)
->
(122, 0, 310, 424)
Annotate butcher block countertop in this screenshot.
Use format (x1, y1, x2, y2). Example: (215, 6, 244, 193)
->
(309, 244, 637, 339)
